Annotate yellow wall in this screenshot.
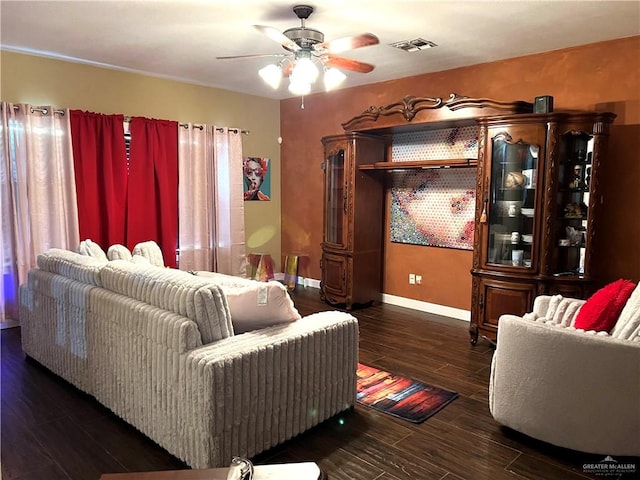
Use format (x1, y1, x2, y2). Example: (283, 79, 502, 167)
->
(0, 50, 282, 269)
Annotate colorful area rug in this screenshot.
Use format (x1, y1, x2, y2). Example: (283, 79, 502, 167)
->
(356, 363, 459, 423)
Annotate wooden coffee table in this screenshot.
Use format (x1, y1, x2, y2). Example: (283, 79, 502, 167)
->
(100, 462, 327, 480)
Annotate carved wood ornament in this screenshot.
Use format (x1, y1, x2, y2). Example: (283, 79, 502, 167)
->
(342, 93, 533, 131)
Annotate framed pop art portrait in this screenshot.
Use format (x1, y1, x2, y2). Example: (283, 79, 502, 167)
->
(243, 157, 271, 201)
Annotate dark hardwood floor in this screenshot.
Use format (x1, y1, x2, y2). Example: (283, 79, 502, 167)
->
(1, 287, 634, 480)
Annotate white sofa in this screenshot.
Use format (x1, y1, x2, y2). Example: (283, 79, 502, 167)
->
(19, 248, 359, 468)
(489, 292, 640, 456)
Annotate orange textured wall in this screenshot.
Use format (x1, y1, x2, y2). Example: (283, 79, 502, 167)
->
(281, 37, 640, 310)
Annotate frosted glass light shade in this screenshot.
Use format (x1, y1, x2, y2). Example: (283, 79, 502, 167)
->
(258, 64, 282, 89)
(323, 67, 346, 91)
(288, 78, 311, 95)
(291, 57, 319, 84)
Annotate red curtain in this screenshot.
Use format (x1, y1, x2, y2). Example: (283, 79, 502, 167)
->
(127, 117, 179, 268)
(70, 110, 128, 250)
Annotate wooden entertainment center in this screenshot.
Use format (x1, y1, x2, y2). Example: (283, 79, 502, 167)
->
(320, 93, 615, 344)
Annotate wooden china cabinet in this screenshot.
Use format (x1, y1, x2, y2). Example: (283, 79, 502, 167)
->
(320, 133, 386, 309)
(469, 112, 616, 344)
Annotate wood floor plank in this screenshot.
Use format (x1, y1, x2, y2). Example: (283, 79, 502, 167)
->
(28, 416, 127, 479)
(0, 409, 61, 480)
(275, 425, 388, 480)
(395, 419, 523, 479)
(506, 453, 598, 480)
(12, 463, 71, 480)
(326, 430, 450, 480)
(80, 413, 188, 473)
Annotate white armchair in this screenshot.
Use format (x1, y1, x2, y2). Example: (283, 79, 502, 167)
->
(489, 294, 640, 456)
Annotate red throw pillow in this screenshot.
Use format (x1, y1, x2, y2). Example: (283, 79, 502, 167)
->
(574, 279, 636, 332)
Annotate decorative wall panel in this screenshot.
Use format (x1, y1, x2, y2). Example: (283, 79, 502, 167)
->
(390, 169, 477, 250)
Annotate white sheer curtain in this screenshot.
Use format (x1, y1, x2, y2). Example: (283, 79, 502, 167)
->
(178, 125, 246, 275)
(178, 124, 214, 271)
(213, 127, 246, 276)
(0, 103, 79, 322)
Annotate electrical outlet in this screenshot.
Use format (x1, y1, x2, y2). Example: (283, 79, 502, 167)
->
(409, 273, 415, 284)
(416, 275, 422, 284)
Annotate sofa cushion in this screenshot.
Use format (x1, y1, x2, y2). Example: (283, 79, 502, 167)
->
(193, 272, 301, 333)
(77, 239, 108, 261)
(574, 279, 636, 332)
(37, 248, 106, 286)
(194, 285, 234, 341)
(100, 261, 233, 344)
(132, 240, 165, 267)
(611, 282, 640, 340)
(107, 244, 133, 261)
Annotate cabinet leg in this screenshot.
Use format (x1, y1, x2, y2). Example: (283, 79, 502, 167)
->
(469, 324, 479, 345)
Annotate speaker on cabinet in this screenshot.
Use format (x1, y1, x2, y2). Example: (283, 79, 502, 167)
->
(534, 95, 554, 113)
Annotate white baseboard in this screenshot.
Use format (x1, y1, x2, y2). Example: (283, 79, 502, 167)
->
(297, 277, 321, 289)
(381, 293, 470, 322)
(273, 273, 321, 289)
(295, 276, 470, 321)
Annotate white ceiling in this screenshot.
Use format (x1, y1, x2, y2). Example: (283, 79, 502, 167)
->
(1, 1, 638, 100)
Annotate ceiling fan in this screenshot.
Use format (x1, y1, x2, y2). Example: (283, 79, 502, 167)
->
(216, 5, 379, 95)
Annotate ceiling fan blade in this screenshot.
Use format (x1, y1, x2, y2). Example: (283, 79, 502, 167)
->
(322, 54, 375, 74)
(216, 53, 288, 60)
(282, 63, 293, 76)
(314, 33, 379, 54)
(254, 25, 300, 52)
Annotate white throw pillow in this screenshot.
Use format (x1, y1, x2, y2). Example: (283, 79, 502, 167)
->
(551, 298, 585, 327)
(77, 239, 108, 261)
(107, 244, 133, 261)
(611, 282, 640, 340)
(223, 281, 301, 334)
(544, 294, 563, 320)
(132, 240, 165, 267)
(131, 254, 151, 264)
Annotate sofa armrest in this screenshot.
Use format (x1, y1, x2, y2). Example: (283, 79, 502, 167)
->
(176, 311, 359, 468)
(490, 315, 640, 456)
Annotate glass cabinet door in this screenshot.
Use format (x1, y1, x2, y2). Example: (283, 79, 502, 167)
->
(554, 131, 593, 275)
(486, 132, 540, 269)
(324, 148, 346, 247)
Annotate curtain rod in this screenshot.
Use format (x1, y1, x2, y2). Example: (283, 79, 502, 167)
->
(179, 124, 250, 135)
(123, 116, 249, 134)
(11, 106, 249, 135)
(11, 105, 65, 116)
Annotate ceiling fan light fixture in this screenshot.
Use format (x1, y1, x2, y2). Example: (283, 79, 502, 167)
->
(288, 77, 311, 95)
(323, 67, 346, 91)
(238, 5, 379, 99)
(290, 56, 319, 84)
(258, 64, 282, 89)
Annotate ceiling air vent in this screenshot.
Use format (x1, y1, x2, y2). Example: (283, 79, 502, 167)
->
(390, 38, 437, 52)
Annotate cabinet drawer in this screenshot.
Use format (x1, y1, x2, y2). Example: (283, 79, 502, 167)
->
(482, 280, 536, 328)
